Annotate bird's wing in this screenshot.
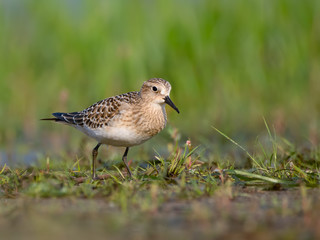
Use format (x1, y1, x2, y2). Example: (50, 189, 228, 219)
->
(46, 92, 139, 129)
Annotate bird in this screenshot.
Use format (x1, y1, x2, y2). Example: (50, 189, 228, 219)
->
(42, 78, 180, 179)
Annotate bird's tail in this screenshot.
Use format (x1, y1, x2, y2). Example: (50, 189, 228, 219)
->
(41, 112, 84, 125)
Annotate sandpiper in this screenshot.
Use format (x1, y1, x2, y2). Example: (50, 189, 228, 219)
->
(42, 78, 179, 179)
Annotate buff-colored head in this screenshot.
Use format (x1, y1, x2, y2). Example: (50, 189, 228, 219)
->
(140, 78, 180, 113)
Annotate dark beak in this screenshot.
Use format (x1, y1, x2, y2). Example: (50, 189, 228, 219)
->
(164, 96, 180, 114)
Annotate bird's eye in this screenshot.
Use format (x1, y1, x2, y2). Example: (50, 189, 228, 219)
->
(152, 86, 158, 92)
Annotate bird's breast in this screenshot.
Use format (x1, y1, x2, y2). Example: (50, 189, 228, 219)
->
(133, 104, 167, 137)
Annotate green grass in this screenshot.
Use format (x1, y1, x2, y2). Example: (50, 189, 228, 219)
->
(1, 128, 319, 199)
(1, 1, 320, 238)
(1, 130, 320, 239)
(0, 0, 320, 144)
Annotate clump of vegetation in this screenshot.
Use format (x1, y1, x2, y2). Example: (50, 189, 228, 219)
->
(1, 126, 319, 204)
(1, 127, 319, 239)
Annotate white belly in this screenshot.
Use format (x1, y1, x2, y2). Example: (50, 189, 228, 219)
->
(76, 125, 150, 147)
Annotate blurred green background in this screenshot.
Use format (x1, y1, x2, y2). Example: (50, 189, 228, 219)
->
(0, 0, 320, 152)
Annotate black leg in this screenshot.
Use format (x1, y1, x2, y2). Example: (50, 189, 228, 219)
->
(122, 147, 132, 177)
(92, 143, 101, 179)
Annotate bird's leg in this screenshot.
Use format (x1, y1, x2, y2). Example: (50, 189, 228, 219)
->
(122, 147, 132, 177)
(92, 143, 101, 179)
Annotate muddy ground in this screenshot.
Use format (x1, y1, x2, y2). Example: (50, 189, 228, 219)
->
(1, 187, 319, 240)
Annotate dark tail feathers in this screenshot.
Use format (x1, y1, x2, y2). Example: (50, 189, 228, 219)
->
(41, 112, 83, 125)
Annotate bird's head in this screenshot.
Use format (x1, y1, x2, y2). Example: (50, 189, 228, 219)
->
(140, 78, 180, 114)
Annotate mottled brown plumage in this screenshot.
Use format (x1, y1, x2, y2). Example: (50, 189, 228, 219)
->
(42, 78, 179, 179)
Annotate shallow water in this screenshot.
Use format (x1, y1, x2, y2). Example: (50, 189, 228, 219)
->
(0, 150, 40, 167)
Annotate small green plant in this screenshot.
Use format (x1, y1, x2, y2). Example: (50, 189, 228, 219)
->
(167, 140, 198, 178)
(212, 120, 320, 187)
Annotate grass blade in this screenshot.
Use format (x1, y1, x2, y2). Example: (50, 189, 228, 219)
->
(226, 169, 293, 185)
(212, 126, 260, 167)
